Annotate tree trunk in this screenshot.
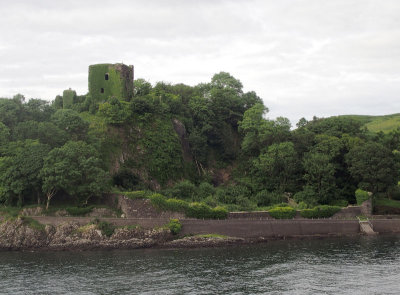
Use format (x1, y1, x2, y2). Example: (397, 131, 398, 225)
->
(46, 189, 56, 210)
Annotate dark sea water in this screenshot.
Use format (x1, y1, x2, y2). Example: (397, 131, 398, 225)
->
(1, 235, 400, 294)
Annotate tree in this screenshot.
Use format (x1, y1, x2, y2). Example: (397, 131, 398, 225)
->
(210, 72, 243, 94)
(134, 78, 152, 96)
(238, 103, 273, 155)
(0, 122, 9, 151)
(24, 99, 54, 122)
(37, 122, 69, 148)
(51, 109, 88, 140)
(303, 152, 338, 204)
(253, 142, 300, 192)
(346, 142, 399, 193)
(0, 140, 50, 205)
(41, 141, 109, 209)
(98, 97, 131, 125)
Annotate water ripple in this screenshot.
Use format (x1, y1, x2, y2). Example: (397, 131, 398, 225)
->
(1, 236, 400, 294)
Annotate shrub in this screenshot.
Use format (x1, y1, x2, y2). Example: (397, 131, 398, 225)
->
(300, 205, 341, 219)
(195, 182, 215, 201)
(330, 199, 348, 207)
(204, 195, 218, 207)
(149, 193, 227, 219)
(66, 206, 94, 216)
(355, 189, 370, 205)
(269, 207, 296, 219)
(215, 185, 250, 205)
(186, 202, 212, 219)
(297, 202, 308, 210)
(211, 206, 228, 219)
(236, 196, 257, 211)
(293, 186, 317, 206)
(96, 220, 115, 237)
(256, 190, 285, 206)
(387, 185, 400, 201)
(166, 198, 189, 212)
(168, 180, 197, 200)
(167, 219, 182, 235)
(149, 193, 169, 210)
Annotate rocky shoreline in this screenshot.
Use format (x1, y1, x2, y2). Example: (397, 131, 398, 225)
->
(0, 217, 367, 251)
(0, 218, 252, 251)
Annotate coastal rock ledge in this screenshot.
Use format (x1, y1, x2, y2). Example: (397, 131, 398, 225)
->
(0, 218, 173, 251)
(0, 218, 242, 251)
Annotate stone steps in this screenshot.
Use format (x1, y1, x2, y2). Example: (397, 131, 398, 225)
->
(359, 220, 378, 235)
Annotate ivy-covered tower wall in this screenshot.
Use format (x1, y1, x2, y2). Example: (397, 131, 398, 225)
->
(88, 63, 134, 101)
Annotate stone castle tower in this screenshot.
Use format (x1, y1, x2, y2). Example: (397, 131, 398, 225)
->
(88, 63, 134, 101)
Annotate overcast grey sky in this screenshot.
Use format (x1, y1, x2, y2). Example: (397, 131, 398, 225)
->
(0, 0, 399, 124)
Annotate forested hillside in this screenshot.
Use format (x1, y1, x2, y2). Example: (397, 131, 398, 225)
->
(1, 72, 399, 211)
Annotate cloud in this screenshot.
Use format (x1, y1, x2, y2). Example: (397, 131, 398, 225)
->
(0, 0, 400, 124)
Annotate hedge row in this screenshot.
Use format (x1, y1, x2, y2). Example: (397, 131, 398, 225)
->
(268, 207, 296, 219)
(149, 193, 228, 219)
(268, 205, 341, 219)
(300, 205, 341, 219)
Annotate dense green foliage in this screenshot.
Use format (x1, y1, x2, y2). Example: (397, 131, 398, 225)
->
(355, 189, 370, 205)
(1, 70, 400, 213)
(268, 206, 296, 219)
(166, 219, 182, 235)
(147, 193, 228, 219)
(65, 206, 94, 216)
(300, 205, 341, 219)
(91, 218, 115, 237)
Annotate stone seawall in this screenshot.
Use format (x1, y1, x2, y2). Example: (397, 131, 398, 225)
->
(180, 219, 360, 238)
(27, 217, 347, 237)
(371, 220, 400, 233)
(29, 216, 400, 238)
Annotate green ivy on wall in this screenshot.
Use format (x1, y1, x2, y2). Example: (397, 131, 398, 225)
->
(88, 64, 133, 102)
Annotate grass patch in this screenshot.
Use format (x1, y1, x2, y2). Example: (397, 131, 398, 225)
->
(0, 207, 21, 218)
(19, 216, 45, 231)
(375, 198, 400, 209)
(195, 234, 228, 239)
(339, 113, 400, 133)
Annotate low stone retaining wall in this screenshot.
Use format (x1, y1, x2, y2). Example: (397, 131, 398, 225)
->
(227, 206, 362, 220)
(180, 219, 360, 238)
(371, 220, 400, 233)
